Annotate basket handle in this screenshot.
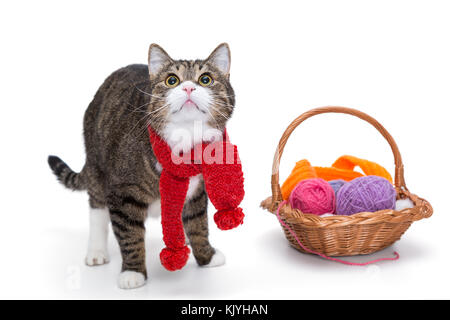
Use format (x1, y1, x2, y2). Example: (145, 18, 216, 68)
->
(270, 106, 407, 210)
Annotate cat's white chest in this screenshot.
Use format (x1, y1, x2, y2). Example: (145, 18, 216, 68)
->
(186, 174, 202, 199)
(154, 162, 202, 201)
(162, 121, 222, 153)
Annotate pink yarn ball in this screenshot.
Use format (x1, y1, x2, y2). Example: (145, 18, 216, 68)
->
(289, 178, 336, 215)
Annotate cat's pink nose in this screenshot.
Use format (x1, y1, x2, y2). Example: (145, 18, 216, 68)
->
(183, 86, 196, 95)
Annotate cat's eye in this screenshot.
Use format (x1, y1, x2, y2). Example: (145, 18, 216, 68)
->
(198, 74, 213, 87)
(165, 74, 180, 88)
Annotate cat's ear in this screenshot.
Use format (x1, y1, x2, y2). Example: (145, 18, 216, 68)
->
(206, 43, 231, 76)
(148, 44, 173, 79)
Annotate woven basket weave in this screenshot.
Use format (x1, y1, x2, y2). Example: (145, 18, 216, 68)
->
(261, 106, 433, 256)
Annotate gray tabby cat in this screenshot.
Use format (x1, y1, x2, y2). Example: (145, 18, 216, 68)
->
(48, 43, 235, 289)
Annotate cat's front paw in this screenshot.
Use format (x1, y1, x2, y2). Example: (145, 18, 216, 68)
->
(201, 249, 226, 268)
(118, 271, 146, 289)
(85, 250, 110, 266)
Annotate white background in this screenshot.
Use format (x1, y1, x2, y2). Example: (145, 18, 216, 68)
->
(1, 0, 449, 299)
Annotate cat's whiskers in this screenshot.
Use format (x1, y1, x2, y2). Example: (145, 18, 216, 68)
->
(139, 117, 165, 140)
(210, 107, 230, 121)
(126, 101, 152, 113)
(171, 95, 192, 114)
(132, 111, 166, 141)
(194, 99, 221, 129)
(204, 107, 221, 130)
(212, 101, 232, 110)
(148, 103, 171, 115)
(211, 96, 233, 108)
(135, 87, 166, 100)
(209, 100, 231, 120)
(126, 102, 170, 138)
(212, 92, 235, 98)
(136, 101, 173, 135)
(126, 87, 166, 114)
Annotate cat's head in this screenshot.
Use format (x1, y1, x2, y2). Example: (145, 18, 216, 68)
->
(146, 43, 235, 138)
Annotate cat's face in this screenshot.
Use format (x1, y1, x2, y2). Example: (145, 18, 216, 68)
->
(146, 43, 235, 135)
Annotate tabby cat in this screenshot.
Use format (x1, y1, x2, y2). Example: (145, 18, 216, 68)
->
(48, 43, 236, 289)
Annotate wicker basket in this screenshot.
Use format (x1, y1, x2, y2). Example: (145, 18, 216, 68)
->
(261, 106, 433, 257)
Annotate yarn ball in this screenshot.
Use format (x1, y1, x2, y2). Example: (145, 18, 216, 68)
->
(336, 176, 396, 215)
(395, 198, 414, 211)
(289, 178, 336, 215)
(328, 179, 346, 195)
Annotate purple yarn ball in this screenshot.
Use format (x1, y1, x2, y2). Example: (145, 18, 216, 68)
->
(336, 176, 396, 216)
(328, 179, 346, 195)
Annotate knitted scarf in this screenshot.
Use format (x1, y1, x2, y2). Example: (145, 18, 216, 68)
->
(147, 126, 245, 271)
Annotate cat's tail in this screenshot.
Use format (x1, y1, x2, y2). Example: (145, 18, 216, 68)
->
(47, 155, 86, 191)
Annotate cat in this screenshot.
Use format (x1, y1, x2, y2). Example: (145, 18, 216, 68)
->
(48, 43, 236, 289)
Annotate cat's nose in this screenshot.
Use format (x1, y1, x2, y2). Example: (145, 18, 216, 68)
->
(183, 86, 196, 95)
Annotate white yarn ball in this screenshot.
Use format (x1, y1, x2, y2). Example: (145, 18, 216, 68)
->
(320, 213, 335, 217)
(395, 198, 414, 211)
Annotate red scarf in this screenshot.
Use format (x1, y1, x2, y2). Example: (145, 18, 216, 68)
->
(147, 126, 245, 271)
